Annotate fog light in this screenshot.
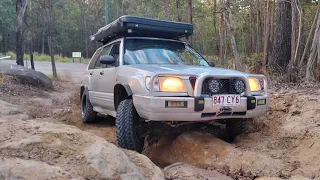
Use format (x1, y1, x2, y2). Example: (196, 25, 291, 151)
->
(257, 99, 266, 105)
(165, 101, 187, 108)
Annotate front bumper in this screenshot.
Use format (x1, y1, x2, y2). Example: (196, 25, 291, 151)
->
(133, 95, 268, 122)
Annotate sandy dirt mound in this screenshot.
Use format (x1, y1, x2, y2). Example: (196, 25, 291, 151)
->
(2, 75, 320, 179)
(0, 158, 69, 180)
(144, 88, 320, 179)
(235, 89, 320, 179)
(164, 163, 233, 180)
(0, 116, 164, 179)
(145, 132, 284, 177)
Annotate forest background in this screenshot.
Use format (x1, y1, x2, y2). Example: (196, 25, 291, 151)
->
(0, 0, 319, 81)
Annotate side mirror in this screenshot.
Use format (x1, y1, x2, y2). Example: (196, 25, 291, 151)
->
(100, 55, 115, 65)
(208, 62, 215, 67)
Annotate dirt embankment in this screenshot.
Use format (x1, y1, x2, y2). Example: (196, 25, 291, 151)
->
(145, 87, 320, 179)
(1, 76, 320, 180)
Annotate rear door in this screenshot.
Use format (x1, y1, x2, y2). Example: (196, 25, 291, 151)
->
(97, 41, 121, 111)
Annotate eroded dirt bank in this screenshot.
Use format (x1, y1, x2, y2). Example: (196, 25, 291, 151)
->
(1, 76, 319, 179)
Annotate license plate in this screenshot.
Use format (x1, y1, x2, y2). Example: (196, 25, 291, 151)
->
(212, 95, 241, 106)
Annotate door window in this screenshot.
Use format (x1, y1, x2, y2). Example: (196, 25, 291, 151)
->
(88, 48, 102, 70)
(94, 44, 112, 69)
(109, 43, 120, 67)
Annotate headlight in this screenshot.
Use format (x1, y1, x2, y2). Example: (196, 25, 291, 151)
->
(248, 77, 261, 92)
(153, 77, 187, 92)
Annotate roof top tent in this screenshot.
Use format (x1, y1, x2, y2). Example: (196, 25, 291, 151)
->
(90, 16, 194, 45)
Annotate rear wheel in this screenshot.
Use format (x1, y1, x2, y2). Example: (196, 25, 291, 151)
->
(226, 119, 247, 142)
(116, 99, 145, 153)
(81, 90, 97, 123)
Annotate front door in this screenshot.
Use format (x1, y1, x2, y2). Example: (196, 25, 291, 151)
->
(87, 48, 102, 106)
(96, 42, 121, 111)
(90, 44, 113, 108)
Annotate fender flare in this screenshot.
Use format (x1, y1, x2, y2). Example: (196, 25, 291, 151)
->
(122, 84, 133, 96)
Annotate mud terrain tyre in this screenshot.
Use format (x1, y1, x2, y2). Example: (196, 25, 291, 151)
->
(81, 89, 97, 123)
(116, 99, 144, 153)
(226, 119, 247, 142)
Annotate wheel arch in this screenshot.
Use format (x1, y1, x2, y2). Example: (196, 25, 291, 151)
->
(80, 86, 86, 101)
(114, 84, 133, 111)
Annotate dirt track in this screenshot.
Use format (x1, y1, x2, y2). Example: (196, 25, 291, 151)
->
(1, 76, 320, 179)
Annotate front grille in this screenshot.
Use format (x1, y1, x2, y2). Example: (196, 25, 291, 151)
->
(201, 78, 244, 96)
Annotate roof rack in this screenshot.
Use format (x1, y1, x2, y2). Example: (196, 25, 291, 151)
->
(90, 16, 193, 44)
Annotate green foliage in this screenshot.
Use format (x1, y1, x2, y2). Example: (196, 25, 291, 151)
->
(0, 0, 15, 33)
(241, 53, 264, 73)
(0, 0, 319, 77)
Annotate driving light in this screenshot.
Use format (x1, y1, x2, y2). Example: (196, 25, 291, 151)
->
(208, 79, 220, 93)
(153, 77, 187, 92)
(235, 80, 245, 93)
(248, 78, 260, 92)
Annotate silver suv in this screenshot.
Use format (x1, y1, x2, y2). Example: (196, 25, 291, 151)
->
(80, 17, 268, 152)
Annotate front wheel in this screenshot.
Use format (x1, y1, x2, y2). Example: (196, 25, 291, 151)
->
(226, 119, 247, 142)
(116, 99, 145, 153)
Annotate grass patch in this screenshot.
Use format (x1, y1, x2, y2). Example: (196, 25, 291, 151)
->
(46, 73, 63, 80)
(1, 51, 88, 64)
(0, 51, 16, 60)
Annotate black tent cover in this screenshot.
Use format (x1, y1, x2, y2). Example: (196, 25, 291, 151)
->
(91, 16, 193, 44)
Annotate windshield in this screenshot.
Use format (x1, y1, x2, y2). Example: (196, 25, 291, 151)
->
(124, 39, 209, 66)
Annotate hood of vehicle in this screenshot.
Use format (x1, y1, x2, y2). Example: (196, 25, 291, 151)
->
(130, 64, 247, 76)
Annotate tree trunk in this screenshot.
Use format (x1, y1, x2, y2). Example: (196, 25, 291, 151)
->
(28, 39, 35, 70)
(163, 0, 170, 20)
(250, 4, 255, 54)
(262, 0, 271, 75)
(219, 5, 225, 66)
(176, 0, 182, 21)
(213, 0, 219, 55)
(47, 0, 57, 79)
(84, 14, 89, 59)
(299, 4, 319, 68)
(16, 0, 29, 66)
(187, 0, 193, 45)
(48, 36, 57, 78)
(287, 0, 297, 81)
(270, 0, 292, 72)
(225, 0, 244, 71)
(241, 23, 246, 55)
(121, 0, 125, 15)
(42, 13, 45, 54)
(256, 0, 262, 53)
(306, 12, 320, 81)
(270, 0, 275, 44)
(287, 0, 302, 82)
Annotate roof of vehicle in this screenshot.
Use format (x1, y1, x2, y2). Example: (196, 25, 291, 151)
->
(90, 16, 193, 44)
